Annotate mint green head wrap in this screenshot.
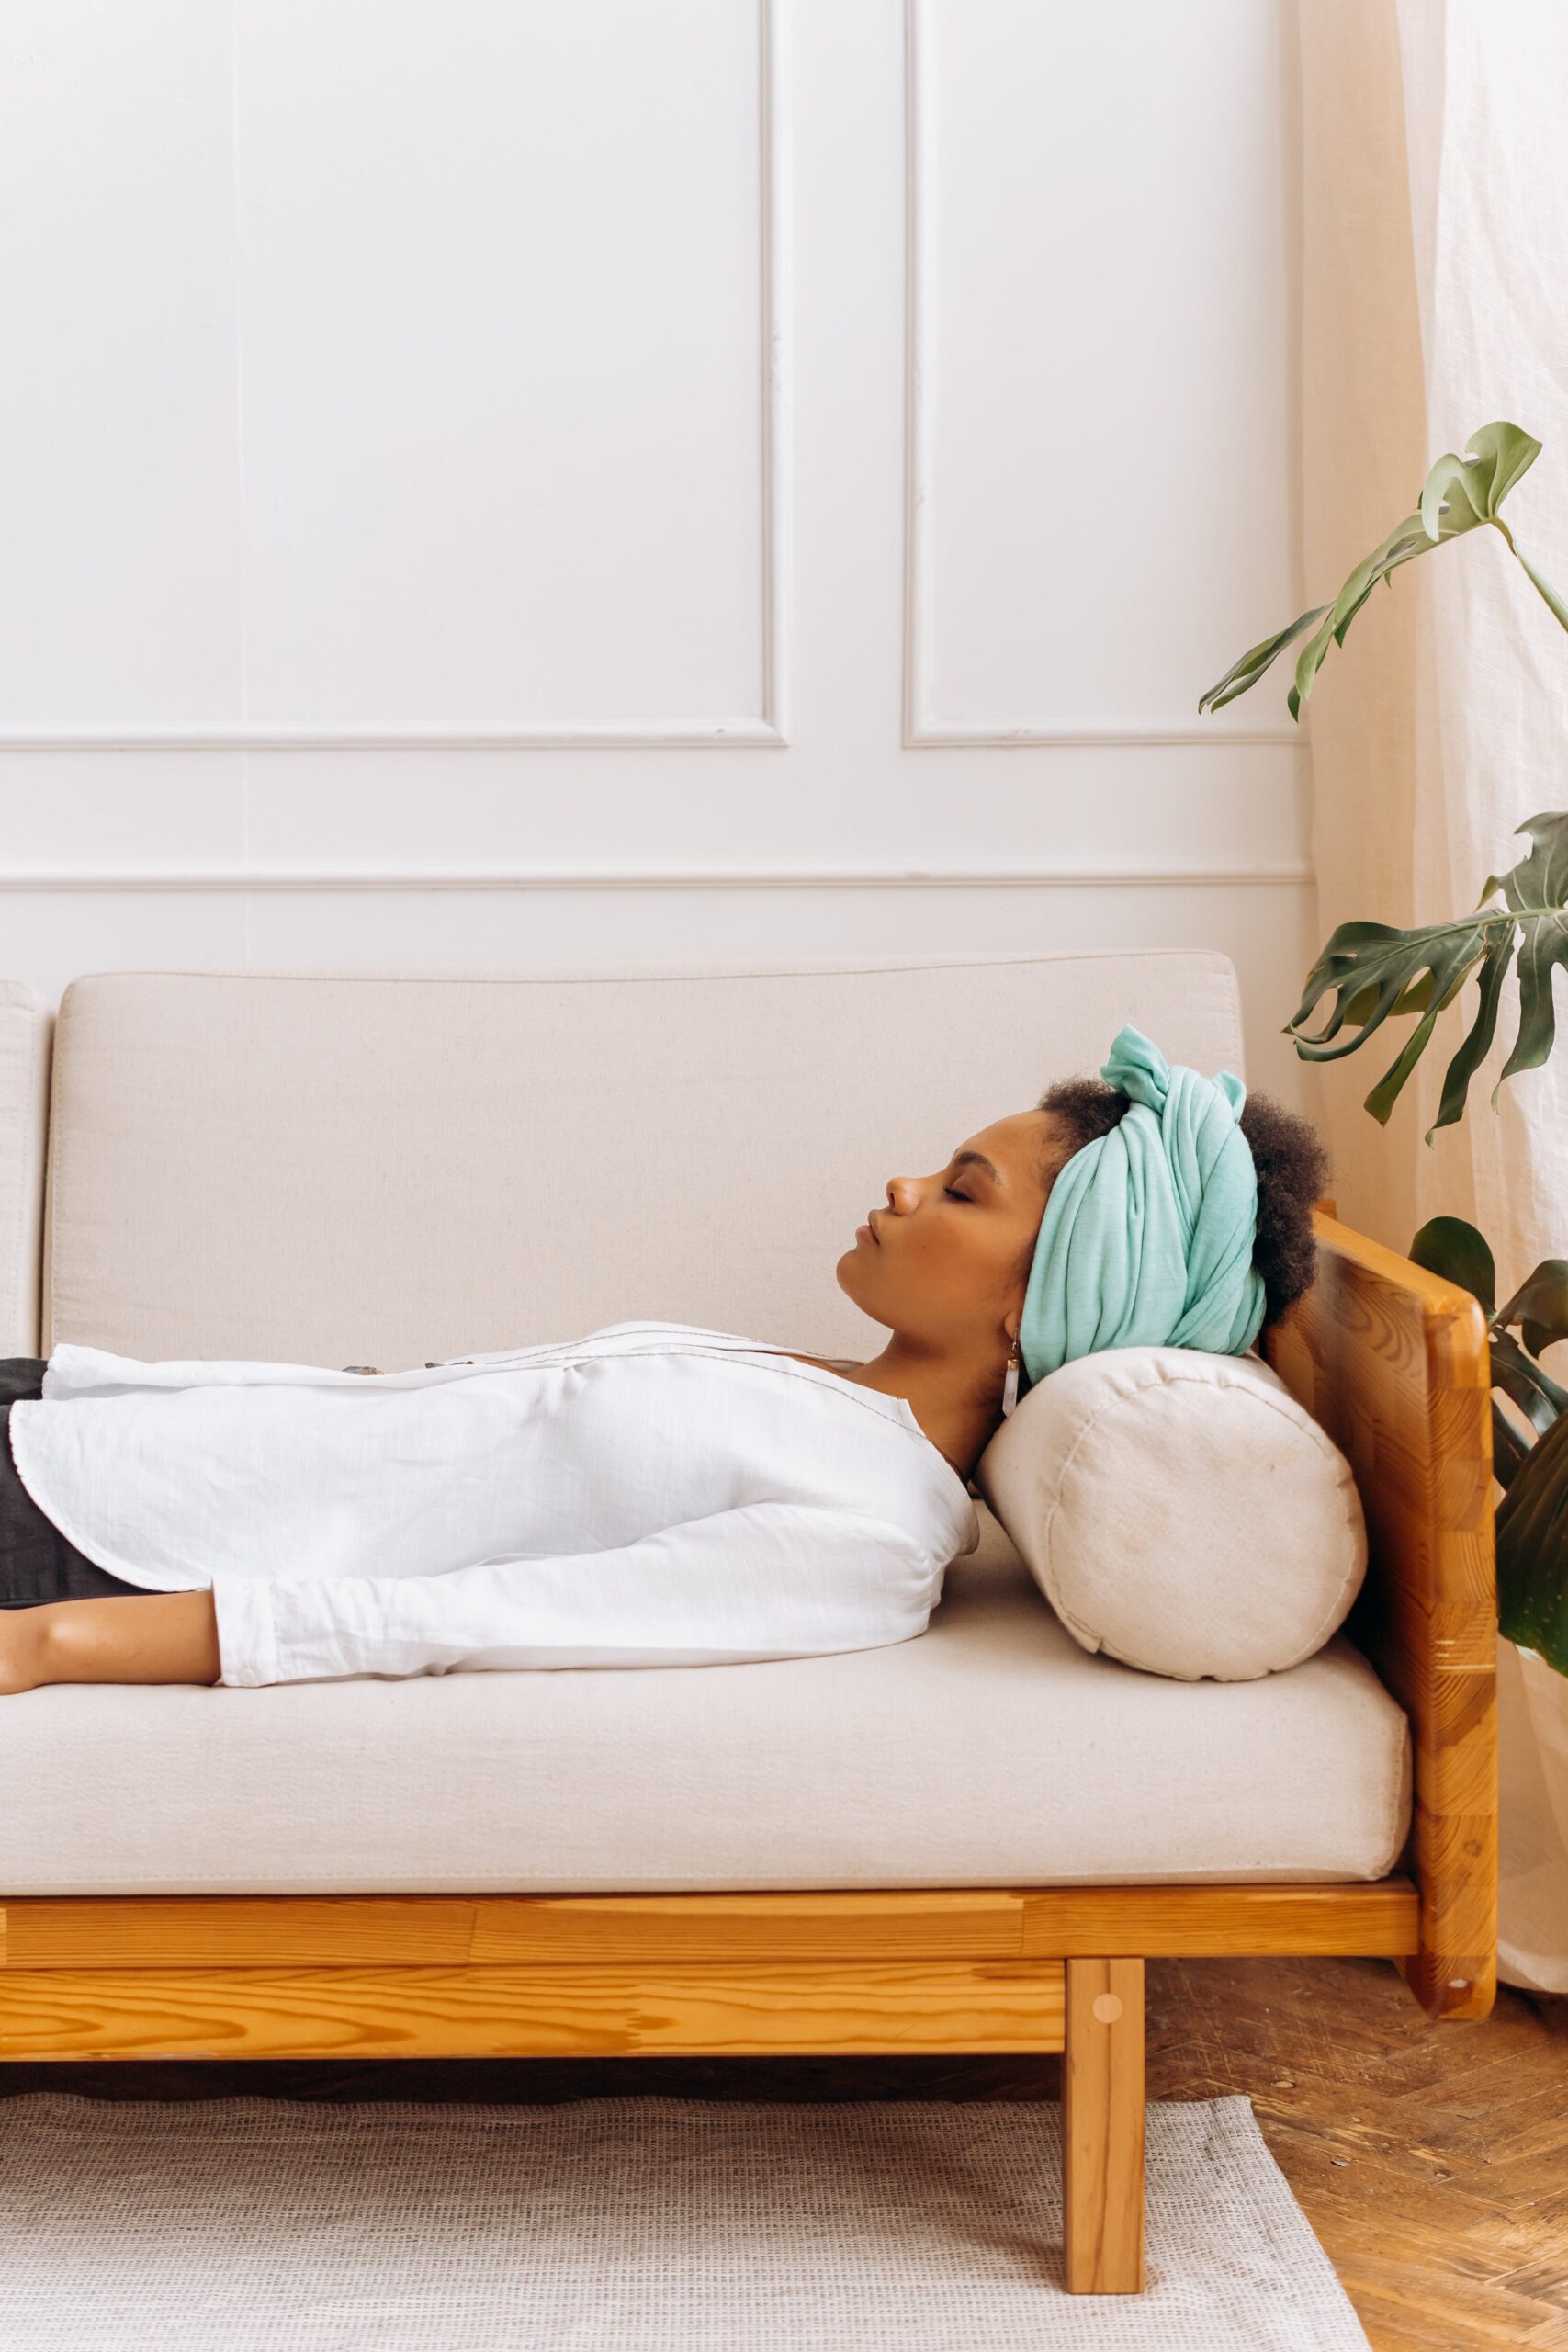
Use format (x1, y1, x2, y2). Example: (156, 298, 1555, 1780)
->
(1017, 1024, 1268, 1391)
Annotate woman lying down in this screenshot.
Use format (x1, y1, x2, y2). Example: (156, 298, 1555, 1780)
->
(0, 1025, 1327, 1695)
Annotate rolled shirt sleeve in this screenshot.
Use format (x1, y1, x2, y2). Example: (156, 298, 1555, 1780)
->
(209, 1502, 949, 1688)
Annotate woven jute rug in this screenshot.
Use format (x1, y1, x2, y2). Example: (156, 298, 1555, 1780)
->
(0, 2090, 1370, 2350)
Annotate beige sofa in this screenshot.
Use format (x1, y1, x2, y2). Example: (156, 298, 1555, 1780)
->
(0, 949, 1497, 2296)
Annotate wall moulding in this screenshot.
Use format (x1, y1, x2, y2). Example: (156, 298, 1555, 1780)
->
(910, 719, 1302, 748)
(1, 1, 792, 755)
(0, 723, 788, 752)
(899, 0, 1294, 752)
(0, 863, 1312, 892)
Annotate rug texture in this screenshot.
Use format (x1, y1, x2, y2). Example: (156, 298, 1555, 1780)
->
(0, 2090, 1370, 2351)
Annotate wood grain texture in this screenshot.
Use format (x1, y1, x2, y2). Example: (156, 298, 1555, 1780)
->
(0, 1880, 1419, 1972)
(4, 1957, 1559, 2351)
(1263, 1211, 1497, 2022)
(0, 1958, 1066, 2063)
(1015, 1883, 1417, 1958)
(1064, 1957, 1145, 2294)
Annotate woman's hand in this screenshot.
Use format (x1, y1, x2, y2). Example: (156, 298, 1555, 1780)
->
(0, 1608, 47, 1696)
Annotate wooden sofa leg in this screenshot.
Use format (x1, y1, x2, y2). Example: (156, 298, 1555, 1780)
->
(1063, 1956, 1145, 2294)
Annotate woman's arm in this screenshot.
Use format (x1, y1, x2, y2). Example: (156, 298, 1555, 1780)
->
(0, 1590, 221, 1692)
(0, 1507, 943, 1692)
(209, 1503, 944, 1687)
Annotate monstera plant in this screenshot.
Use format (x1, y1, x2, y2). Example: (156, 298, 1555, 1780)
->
(1199, 421, 1568, 1676)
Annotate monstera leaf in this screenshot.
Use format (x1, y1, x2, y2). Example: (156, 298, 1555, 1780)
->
(1200, 422, 1568, 718)
(1495, 1413, 1568, 1669)
(1410, 1215, 1568, 1670)
(1279, 810, 1568, 1139)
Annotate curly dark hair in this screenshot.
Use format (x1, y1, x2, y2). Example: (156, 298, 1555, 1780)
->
(1033, 1074, 1331, 1335)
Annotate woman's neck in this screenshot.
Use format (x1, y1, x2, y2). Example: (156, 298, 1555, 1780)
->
(791, 1341, 998, 1485)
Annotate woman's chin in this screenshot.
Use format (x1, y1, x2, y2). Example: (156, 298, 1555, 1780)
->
(835, 1247, 879, 1304)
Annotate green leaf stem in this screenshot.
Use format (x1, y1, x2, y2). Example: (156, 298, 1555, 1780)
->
(1199, 422, 1568, 719)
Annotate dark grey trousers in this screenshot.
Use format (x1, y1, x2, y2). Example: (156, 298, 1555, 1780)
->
(0, 1358, 153, 1608)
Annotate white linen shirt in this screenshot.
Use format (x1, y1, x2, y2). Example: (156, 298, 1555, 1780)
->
(7, 1321, 980, 1689)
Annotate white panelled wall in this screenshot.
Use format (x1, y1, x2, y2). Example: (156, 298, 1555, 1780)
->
(0, 0, 1321, 1111)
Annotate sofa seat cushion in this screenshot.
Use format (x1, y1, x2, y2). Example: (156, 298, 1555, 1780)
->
(0, 1512, 1412, 1896)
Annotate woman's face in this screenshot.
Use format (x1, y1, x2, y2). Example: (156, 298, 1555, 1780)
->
(836, 1108, 1060, 1352)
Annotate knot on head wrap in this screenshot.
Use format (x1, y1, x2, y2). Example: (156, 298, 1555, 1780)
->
(1017, 1023, 1267, 1390)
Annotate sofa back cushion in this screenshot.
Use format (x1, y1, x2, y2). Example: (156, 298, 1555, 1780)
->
(41, 950, 1245, 1366)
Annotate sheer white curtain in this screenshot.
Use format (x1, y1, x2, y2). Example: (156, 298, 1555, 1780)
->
(1298, 0, 1568, 1994)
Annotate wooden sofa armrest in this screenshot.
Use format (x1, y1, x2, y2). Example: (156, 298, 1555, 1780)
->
(1262, 1207, 1496, 2020)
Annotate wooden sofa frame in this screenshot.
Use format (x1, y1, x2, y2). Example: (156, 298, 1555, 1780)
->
(0, 1210, 1497, 2296)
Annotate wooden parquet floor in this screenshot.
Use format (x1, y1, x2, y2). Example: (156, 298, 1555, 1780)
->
(3, 1952, 1564, 2350)
(1142, 1956, 1568, 2351)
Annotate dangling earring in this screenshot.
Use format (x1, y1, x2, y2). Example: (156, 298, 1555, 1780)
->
(1001, 1338, 1020, 1419)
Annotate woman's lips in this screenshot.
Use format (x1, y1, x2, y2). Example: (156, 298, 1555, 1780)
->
(857, 1215, 882, 1245)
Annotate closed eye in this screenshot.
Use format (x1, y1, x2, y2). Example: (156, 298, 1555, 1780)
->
(944, 1186, 972, 1202)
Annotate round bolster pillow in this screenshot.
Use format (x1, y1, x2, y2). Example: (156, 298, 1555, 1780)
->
(975, 1345, 1368, 1682)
